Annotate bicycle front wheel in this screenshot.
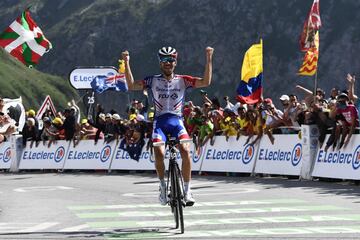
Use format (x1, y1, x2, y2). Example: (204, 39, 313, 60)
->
(174, 164, 184, 233)
(170, 163, 180, 229)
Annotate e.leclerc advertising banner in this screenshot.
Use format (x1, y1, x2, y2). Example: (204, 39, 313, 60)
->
(19, 141, 69, 169)
(0, 141, 12, 169)
(63, 140, 116, 170)
(312, 135, 360, 180)
(199, 136, 256, 173)
(254, 135, 302, 176)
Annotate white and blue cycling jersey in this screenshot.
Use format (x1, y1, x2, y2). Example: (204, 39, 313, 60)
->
(143, 74, 197, 143)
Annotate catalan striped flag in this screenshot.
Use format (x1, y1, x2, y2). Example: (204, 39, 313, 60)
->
(298, 32, 319, 76)
(236, 39, 263, 104)
(298, 0, 321, 76)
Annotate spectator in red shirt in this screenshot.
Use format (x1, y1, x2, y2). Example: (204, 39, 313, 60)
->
(336, 93, 359, 148)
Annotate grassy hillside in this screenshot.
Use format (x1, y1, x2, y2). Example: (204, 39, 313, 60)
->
(0, 48, 79, 110)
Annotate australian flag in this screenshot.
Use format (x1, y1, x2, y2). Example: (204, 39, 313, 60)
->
(90, 72, 128, 94)
(119, 138, 145, 162)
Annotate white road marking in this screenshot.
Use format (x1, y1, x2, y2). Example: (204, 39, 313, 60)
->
(12, 222, 59, 233)
(68, 199, 305, 210)
(13, 186, 74, 193)
(59, 224, 90, 232)
(123, 187, 258, 197)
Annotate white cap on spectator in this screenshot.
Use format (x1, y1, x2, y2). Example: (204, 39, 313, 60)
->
(136, 114, 145, 122)
(279, 95, 290, 101)
(99, 113, 106, 120)
(112, 114, 121, 120)
(105, 113, 112, 119)
(43, 117, 51, 123)
(27, 118, 35, 126)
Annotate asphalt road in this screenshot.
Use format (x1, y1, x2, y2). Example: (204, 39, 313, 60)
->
(1, 171, 360, 239)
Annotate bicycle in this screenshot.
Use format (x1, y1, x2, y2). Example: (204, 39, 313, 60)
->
(165, 137, 189, 234)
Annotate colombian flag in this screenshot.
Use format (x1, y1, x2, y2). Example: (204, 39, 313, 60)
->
(236, 39, 263, 104)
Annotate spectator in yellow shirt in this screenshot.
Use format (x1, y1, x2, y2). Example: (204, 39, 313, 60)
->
(235, 105, 248, 140)
(220, 108, 238, 141)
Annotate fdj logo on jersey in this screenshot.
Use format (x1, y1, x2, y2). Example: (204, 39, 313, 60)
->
(291, 143, 302, 166)
(100, 146, 112, 162)
(54, 146, 65, 162)
(242, 144, 254, 164)
(0, 147, 11, 163)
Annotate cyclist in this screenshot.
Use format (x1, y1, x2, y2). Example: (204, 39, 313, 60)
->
(121, 46, 214, 206)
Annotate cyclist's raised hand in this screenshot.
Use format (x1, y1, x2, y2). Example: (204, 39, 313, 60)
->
(206, 47, 214, 61)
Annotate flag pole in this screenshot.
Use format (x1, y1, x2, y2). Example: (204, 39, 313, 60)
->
(260, 38, 264, 101)
(313, 30, 319, 96)
(313, 71, 318, 95)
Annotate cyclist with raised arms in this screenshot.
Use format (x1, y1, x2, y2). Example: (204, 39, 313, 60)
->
(122, 46, 214, 206)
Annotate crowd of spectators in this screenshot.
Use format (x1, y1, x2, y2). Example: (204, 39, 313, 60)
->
(0, 74, 359, 153)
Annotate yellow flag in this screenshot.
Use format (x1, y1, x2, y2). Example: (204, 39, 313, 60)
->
(118, 59, 125, 73)
(298, 32, 319, 76)
(241, 39, 263, 83)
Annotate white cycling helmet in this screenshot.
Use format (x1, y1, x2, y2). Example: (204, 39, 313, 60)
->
(158, 46, 178, 59)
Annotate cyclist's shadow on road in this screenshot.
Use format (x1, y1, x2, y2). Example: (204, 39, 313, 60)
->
(111, 227, 182, 238)
(0, 228, 181, 239)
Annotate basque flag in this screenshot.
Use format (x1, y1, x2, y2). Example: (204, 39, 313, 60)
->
(236, 39, 263, 104)
(0, 9, 52, 67)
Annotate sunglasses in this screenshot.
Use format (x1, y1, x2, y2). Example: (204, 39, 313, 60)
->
(159, 57, 176, 63)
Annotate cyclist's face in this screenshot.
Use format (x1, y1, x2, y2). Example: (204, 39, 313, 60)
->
(160, 58, 177, 76)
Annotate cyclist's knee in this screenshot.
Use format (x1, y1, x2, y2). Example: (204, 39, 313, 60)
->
(179, 145, 191, 162)
(178, 143, 190, 154)
(154, 146, 165, 161)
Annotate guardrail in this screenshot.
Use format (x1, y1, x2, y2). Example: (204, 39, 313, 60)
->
(1, 125, 360, 181)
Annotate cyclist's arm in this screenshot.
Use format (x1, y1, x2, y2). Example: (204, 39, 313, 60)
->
(122, 50, 143, 91)
(194, 47, 214, 88)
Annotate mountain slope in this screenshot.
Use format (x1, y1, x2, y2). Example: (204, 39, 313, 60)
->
(0, 48, 78, 110)
(1, 0, 359, 111)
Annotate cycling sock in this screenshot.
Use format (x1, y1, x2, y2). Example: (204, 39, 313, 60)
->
(184, 182, 190, 193)
(160, 178, 166, 188)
